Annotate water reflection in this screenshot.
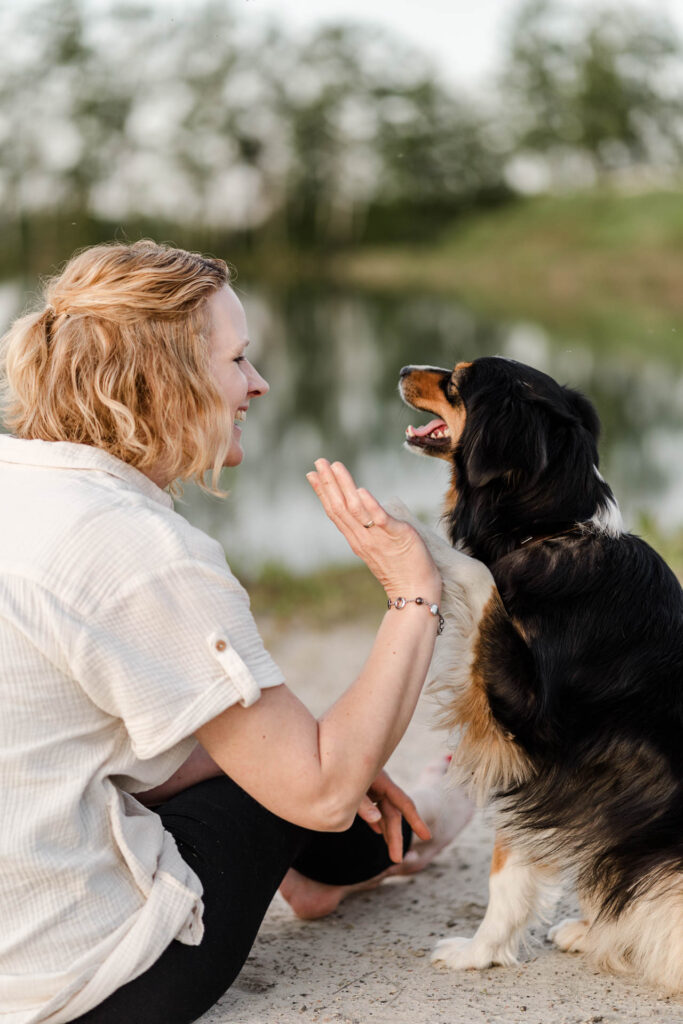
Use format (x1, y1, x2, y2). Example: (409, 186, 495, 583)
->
(2, 279, 683, 572)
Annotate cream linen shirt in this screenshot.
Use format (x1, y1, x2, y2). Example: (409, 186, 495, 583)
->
(0, 436, 285, 1023)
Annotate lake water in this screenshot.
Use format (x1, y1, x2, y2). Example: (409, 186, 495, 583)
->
(2, 279, 683, 573)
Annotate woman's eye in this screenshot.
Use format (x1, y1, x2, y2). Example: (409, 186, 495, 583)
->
(233, 356, 246, 364)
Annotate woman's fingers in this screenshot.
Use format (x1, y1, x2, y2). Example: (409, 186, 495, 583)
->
(379, 798, 405, 863)
(307, 460, 394, 535)
(307, 458, 441, 597)
(357, 794, 383, 833)
(306, 460, 348, 522)
(379, 777, 432, 843)
(394, 794, 432, 843)
(355, 488, 392, 531)
(306, 461, 376, 547)
(324, 462, 388, 527)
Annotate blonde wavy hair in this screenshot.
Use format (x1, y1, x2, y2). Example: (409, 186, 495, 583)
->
(0, 239, 234, 495)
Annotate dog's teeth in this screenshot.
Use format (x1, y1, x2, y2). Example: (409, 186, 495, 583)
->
(406, 425, 415, 437)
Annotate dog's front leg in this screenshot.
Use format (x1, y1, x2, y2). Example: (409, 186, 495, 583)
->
(432, 835, 559, 970)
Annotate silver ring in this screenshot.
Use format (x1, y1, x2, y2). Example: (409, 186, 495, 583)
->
(363, 520, 375, 529)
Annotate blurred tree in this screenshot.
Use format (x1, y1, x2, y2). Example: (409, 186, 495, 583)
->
(271, 23, 508, 246)
(369, 77, 509, 241)
(501, 0, 683, 179)
(9, 0, 680, 261)
(0, 0, 508, 254)
(0, 0, 135, 213)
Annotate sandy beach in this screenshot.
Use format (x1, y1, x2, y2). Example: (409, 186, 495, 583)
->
(199, 619, 683, 1024)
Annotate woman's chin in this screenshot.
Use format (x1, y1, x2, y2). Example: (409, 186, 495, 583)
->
(223, 445, 244, 468)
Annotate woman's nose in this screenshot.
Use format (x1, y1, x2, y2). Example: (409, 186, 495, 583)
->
(248, 363, 269, 397)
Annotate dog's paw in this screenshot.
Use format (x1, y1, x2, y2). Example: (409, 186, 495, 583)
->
(548, 917, 589, 953)
(431, 936, 517, 970)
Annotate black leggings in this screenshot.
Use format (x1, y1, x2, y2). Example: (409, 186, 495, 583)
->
(71, 777, 412, 1024)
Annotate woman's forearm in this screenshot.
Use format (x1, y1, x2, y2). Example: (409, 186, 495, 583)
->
(136, 742, 223, 806)
(315, 600, 440, 822)
(197, 460, 444, 832)
(196, 587, 440, 832)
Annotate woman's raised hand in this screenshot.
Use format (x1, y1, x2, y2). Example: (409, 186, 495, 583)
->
(306, 459, 441, 601)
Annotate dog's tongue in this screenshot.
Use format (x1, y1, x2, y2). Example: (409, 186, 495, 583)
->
(407, 418, 446, 437)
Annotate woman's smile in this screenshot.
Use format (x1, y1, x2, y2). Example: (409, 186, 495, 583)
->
(207, 286, 269, 467)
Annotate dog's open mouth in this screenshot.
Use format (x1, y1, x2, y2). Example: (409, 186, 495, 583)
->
(405, 417, 451, 452)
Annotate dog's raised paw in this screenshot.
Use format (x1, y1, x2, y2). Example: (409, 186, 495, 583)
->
(431, 936, 515, 970)
(548, 917, 589, 953)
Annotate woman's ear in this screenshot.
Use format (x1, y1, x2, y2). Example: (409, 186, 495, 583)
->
(460, 391, 549, 488)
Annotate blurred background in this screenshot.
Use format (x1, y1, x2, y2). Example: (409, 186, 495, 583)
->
(2, 0, 683, 606)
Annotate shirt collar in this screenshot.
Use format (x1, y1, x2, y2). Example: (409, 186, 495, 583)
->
(0, 435, 174, 508)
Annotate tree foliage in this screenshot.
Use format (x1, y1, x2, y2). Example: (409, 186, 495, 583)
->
(0, 0, 680, 259)
(501, 0, 683, 174)
(0, 0, 506, 246)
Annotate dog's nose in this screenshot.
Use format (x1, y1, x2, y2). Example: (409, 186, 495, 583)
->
(399, 366, 413, 379)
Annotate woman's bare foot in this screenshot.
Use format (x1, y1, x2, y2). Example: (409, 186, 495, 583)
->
(279, 757, 474, 919)
(279, 867, 393, 920)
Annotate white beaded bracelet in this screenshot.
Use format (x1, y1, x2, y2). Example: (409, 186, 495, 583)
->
(386, 596, 445, 636)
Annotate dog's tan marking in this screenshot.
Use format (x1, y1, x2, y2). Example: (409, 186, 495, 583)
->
(401, 367, 467, 461)
(455, 361, 472, 372)
(440, 589, 534, 802)
(490, 838, 509, 875)
(447, 404, 467, 446)
(400, 367, 447, 412)
(444, 477, 460, 517)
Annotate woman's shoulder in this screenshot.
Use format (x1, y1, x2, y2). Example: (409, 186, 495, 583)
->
(0, 447, 238, 611)
(65, 489, 238, 606)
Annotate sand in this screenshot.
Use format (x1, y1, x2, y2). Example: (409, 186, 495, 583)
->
(199, 620, 683, 1024)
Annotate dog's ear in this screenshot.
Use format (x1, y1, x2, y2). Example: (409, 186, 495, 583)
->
(563, 386, 601, 442)
(461, 386, 550, 488)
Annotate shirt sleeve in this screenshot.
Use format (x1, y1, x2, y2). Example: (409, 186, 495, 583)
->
(71, 559, 285, 759)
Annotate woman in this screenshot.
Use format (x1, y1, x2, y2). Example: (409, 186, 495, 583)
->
(0, 240, 471, 1024)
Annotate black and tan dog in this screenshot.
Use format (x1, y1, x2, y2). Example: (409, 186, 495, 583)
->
(398, 356, 683, 992)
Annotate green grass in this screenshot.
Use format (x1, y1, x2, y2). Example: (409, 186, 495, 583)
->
(635, 517, 683, 579)
(243, 561, 385, 629)
(8, 190, 683, 362)
(242, 520, 683, 630)
(333, 189, 683, 362)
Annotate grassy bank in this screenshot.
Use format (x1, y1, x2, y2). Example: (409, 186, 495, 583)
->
(7, 189, 683, 360)
(244, 520, 683, 629)
(332, 189, 683, 360)
(245, 562, 385, 629)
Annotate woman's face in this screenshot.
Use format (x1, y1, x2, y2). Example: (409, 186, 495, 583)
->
(207, 285, 269, 467)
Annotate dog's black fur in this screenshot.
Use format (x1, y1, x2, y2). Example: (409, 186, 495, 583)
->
(401, 356, 683, 985)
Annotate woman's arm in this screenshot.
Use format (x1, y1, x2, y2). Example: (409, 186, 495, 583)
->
(136, 743, 223, 807)
(196, 459, 442, 834)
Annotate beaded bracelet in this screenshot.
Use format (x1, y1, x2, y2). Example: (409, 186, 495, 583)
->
(386, 596, 445, 636)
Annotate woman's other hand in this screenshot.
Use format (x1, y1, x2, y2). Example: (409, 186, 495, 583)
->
(306, 459, 441, 601)
(358, 770, 431, 863)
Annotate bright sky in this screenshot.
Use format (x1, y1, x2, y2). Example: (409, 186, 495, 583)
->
(238, 0, 683, 89)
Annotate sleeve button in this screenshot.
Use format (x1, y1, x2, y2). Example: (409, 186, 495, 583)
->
(215, 639, 227, 651)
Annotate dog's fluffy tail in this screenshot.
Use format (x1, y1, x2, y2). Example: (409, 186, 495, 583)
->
(579, 868, 683, 993)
